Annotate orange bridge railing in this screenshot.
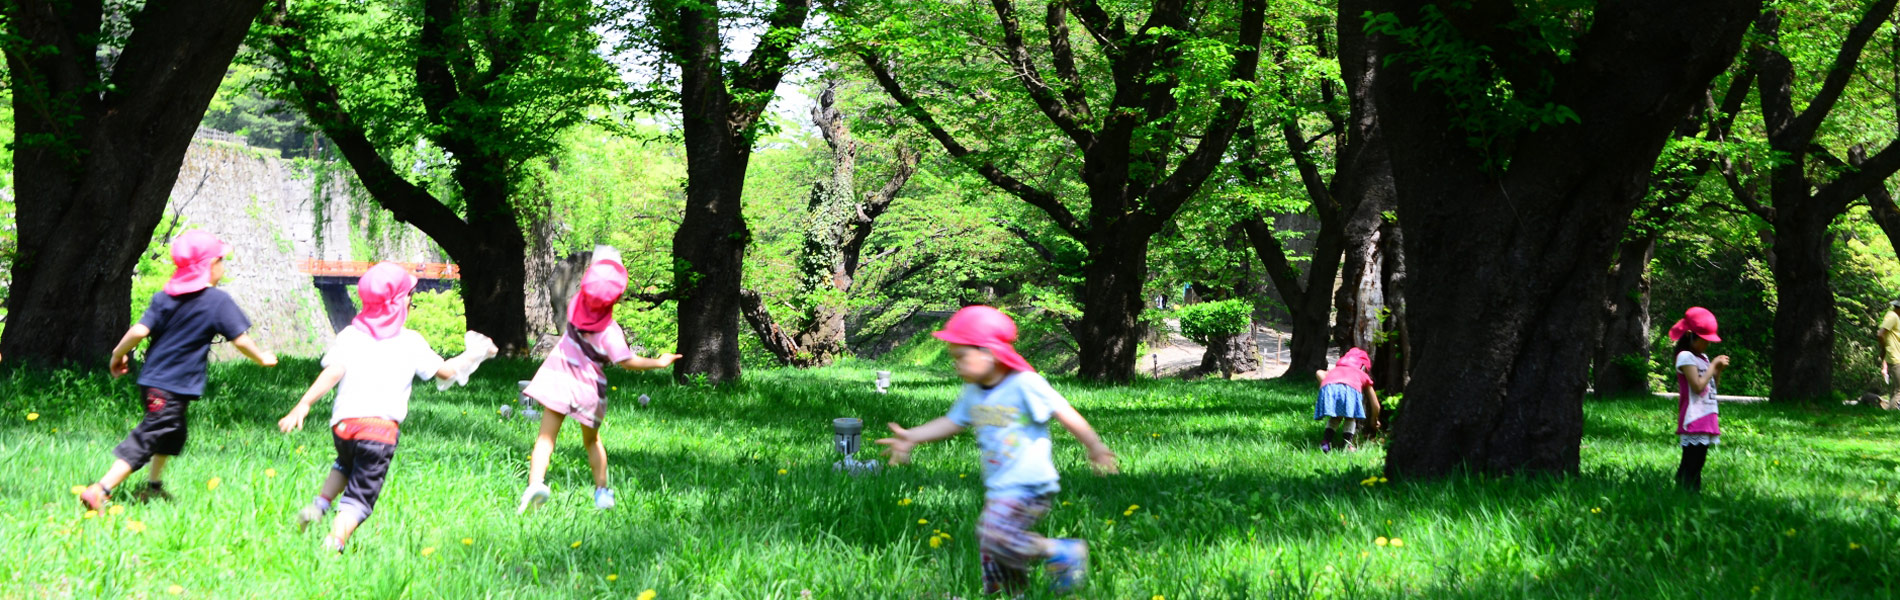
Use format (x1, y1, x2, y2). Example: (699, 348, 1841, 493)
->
(298, 259, 461, 280)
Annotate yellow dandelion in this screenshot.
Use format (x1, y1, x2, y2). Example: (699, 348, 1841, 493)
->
(167, 585, 184, 595)
(421, 547, 436, 557)
(1751, 586, 1761, 594)
(608, 574, 619, 582)
(126, 520, 146, 533)
(1106, 519, 1115, 526)
(1849, 542, 1861, 550)
(1375, 536, 1389, 546)
(1062, 500, 1072, 506)
(571, 540, 582, 548)
(938, 532, 951, 540)
(959, 473, 967, 478)
(265, 468, 277, 478)
(929, 536, 944, 549)
(1784, 528, 1796, 537)
(84, 510, 98, 519)
(205, 477, 221, 491)
(71, 485, 86, 496)
(295, 445, 305, 454)
(26, 412, 39, 421)
(1154, 596, 1166, 600)
(1590, 507, 1601, 514)
(1359, 551, 1369, 558)
(917, 519, 928, 525)
(108, 505, 125, 516)
(898, 498, 912, 506)
(1128, 504, 1140, 511)
(1379, 477, 1388, 483)
(1391, 538, 1404, 548)
(777, 469, 788, 475)
(637, 590, 657, 600)
(462, 538, 474, 545)
(1123, 509, 1133, 516)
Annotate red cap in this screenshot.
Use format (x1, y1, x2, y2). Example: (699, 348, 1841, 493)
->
(1668, 307, 1721, 343)
(932, 305, 1033, 373)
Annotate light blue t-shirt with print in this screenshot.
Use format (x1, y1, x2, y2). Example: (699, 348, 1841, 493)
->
(946, 371, 1072, 499)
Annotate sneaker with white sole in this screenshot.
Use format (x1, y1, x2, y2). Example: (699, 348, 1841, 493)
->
(1046, 538, 1089, 594)
(517, 483, 551, 515)
(593, 487, 615, 510)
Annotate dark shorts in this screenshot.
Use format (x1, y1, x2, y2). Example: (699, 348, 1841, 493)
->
(112, 388, 197, 469)
(332, 418, 400, 523)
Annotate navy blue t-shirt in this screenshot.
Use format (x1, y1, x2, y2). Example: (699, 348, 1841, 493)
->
(135, 288, 252, 396)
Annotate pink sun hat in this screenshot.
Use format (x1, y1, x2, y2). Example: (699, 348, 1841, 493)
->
(353, 262, 419, 341)
(568, 247, 628, 332)
(1668, 307, 1722, 343)
(161, 230, 233, 296)
(932, 305, 1034, 373)
(1321, 347, 1375, 389)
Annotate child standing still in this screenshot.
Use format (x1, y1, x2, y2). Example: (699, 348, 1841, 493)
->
(1670, 307, 1730, 492)
(79, 231, 278, 510)
(1313, 348, 1379, 453)
(876, 305, 1118, 595)
(517, 247, 681, 514)
(276, 263, 498, 552)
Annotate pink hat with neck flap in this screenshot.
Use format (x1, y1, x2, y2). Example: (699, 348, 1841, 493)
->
(353, 262, 418, 341)
(162, 231, 232, 296)
(932, 305, 1034, 373)
(568, 250, 628, 333)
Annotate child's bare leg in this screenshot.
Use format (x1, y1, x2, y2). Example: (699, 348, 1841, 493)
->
(96, 459, 137, 491)
(317, 469, 346, 500)
(527, 410, 565, 486)
(328, 514, 363, 547)
(147, 456, 171, 482)
(581, 424, 608, 489)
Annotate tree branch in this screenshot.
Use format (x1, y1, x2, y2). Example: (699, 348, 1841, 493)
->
(1824, 140, 1900, 215)
(988, 0, 1095, 150)
(1240, 216, 1304, 302)
(730, 0, 812, 127)
(1786, 0, 1899, 146)
(1143, 0, 1265, 219)
(1045, 2, 1092, 121)
(857, 49, 1085, 238)
(995, 218, 1057, 262)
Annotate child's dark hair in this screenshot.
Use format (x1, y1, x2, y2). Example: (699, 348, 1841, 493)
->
(1674, 331, 1703, 357)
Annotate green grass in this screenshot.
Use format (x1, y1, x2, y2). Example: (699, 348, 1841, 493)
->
(2, 358, 1898, 598)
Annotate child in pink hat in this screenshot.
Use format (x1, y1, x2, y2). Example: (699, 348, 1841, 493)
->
(1313, 347, 1380, 452)
(274, 262, 499, 552)
(1670, 306, 1731, 492)
(517, 247, 682, 514)
(79, 230, 279, 510)
(876, 305, 1118, 595)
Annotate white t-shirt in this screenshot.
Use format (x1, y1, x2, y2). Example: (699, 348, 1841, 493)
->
(323, 327, 445, 426)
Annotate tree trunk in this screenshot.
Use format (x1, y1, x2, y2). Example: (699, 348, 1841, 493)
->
(1768, 215, 1837, 401)
(1351, 0, 1760, 479)
(0, 0, 268, 367)
(1591, 234, 1657, 397)
(1242, 213, 1344, 376)
(1333, 195, 1386, 351)
(1074, 231, 1150, 382)
(1371, 215, 1409, 393)
(1193, 330, 1261, 378)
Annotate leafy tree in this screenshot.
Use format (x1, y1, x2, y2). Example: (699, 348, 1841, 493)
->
(258, 0, 620, 353)
(842, 0, 1268, 382)
(0, 0, 267, 367)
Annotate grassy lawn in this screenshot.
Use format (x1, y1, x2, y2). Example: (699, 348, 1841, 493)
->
(2, 358, 1897, 598)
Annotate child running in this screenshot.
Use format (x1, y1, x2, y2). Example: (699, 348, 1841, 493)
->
(876, 305, 1118, 595)
(1670, 306, 1730, 492)
(276, 262, 498, 552)
(517, 247, 681, 514)
(79, 231, 278, 510)
(1313, 347, 1379, 452)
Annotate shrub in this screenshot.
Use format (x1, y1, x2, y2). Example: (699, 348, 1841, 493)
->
(1176, 299, 1252, 346)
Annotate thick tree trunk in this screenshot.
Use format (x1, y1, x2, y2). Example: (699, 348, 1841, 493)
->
(1769, 216, 1837, 401)
(1351, 0, 1759, 479)
(1242, 214, 1344, 376)
(1333, 196, 1386, 351)
(1074, 232, 1150, 382)
(1193, 330, 1261, 378)
(1371, 216, 1409, 392)
(1591, 235, 1657, 397)
(0, 0, 267, 367)
(672, 155, 750, 383)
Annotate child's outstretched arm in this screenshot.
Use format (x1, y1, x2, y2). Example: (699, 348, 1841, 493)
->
(876, 418, 964, 465)
(617, 353, 683, 371)
(433, 332, 499, 384)
(1052, 406, 1120, 475)
(107, 324, 152, 378)
(280, 365, 347, 432)
(230, 334, 279, 368)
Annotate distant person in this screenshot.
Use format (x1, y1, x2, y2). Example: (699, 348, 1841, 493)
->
(877, 305, 1116, 595)
(516, 247, 681, 514)
(1313, 348, 1380, 453)
(1670, 307, 1730, 492)
(78, 231, 277, 510)
(1880, 300, 1900, 410)
(275, 263, 498, 553)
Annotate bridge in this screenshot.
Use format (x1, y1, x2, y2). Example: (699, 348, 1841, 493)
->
(299, 259, 460, 333)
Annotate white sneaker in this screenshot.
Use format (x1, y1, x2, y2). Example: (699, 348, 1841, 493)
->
(517, 483, 551, 515)
(593, 488, 615, 510)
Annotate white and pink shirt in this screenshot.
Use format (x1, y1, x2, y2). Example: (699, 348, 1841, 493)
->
(1675, 350, 1720, 438)
(523, 322, 635, 429)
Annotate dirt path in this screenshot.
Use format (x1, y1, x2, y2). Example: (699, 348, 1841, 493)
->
(1138, 321, 1300, 380)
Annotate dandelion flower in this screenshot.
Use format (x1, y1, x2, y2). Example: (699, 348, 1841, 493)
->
(1784, 528, 1796, 537)
(1123, 509, 1134, 516)
(1106, 519, 1115, 526)
(898, 498, 912, 506)
(205, 477, 221, 491)
(1154, 596, 1166, 600)
(1061, 501, 1072, 506)
(918, 519, 928, 525)
(1590, 507, 1601, 514)
(126, 520, 146, 533)
(265, 469, 277, 478)
(27, 412, 39, 421)
(84, 510, 98, 519)
(1849, 542, 1861, 550)
(71, 485, 86, 496)
(1360, 551, 1368, 558)
(295, 445, 305, 454)
(572, 540, 582, 548)
(1391, 538, 1404, 548)
(1128, 504, 1140, 511)
(777, 469, 788, 476)
(929, 536, 943, 549)
(462, 538, 474, 546)
(421, 547, 436, 557)
(1375, 536, 1389, 546)
(167, 585, 184, 595)
(108, 505, 124, 516)
(938, 532, 951, 540)
(959, 473, 966, 478)
(637, 590, 657, 600)
(608, 574, 619, 582)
